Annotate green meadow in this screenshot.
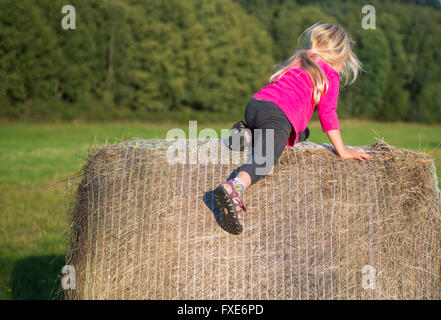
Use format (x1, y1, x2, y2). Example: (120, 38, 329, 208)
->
(0, 120, 440, 300)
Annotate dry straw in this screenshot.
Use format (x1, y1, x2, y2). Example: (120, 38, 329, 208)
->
(65, 139, 441, 299)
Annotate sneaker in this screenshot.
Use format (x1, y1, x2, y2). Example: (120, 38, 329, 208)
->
(214, 181, 247, 235)
(228, 121, 252, 151)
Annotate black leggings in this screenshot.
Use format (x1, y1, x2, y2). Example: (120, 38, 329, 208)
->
(237, 98, 294, 186)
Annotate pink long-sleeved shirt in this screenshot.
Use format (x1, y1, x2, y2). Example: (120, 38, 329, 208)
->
(253, 59, 341, 147)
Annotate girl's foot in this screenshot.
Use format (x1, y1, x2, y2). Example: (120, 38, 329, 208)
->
(297, 127, 310, 142)
(214, 181, 247, 235)
(228, 121, 252, 151)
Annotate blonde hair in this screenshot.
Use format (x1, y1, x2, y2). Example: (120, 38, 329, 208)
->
(270, 22, 362, 105)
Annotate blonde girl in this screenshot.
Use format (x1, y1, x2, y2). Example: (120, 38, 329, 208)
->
(215, 22, 372, 235)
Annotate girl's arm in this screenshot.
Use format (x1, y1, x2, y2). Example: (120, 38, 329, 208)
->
(317, 73, 371, 161)
(326, 129, 372, 160)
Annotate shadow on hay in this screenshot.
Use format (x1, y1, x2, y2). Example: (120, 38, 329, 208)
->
(10, 255, 65, 300)
(203, 190, 222, 227)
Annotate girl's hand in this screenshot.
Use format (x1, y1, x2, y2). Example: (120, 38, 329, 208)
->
(325, 129, 372, 161)
(339, 149, 372, 161)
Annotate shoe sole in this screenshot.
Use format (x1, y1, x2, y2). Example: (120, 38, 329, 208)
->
(214, 186, 243, 235)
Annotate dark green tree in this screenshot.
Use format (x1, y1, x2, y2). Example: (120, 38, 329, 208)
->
(419, 82, 441, 124)
(1, 0, 440, 123)
(375, 13, 410, 121)
(126, 0, 274, 114)
(273, 5, 338, 62)
(0, 0, 60, 118)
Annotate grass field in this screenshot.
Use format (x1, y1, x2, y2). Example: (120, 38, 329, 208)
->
(0, 120, 440, 300)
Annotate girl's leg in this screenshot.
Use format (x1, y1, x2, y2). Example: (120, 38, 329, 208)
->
(236, 99, 292, 188)
(236, 171, 252, 188)
(215, 99, 293, 235)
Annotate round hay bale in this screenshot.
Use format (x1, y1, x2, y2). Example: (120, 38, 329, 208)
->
(65, 139, 441, 299)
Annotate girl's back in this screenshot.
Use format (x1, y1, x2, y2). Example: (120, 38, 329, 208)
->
(253, 57, 341, 146)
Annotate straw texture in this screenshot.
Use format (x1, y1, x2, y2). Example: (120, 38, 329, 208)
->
(65, 139, 441, 300)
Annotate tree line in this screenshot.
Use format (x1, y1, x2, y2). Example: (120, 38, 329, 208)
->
(0, 0, 440, 123)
